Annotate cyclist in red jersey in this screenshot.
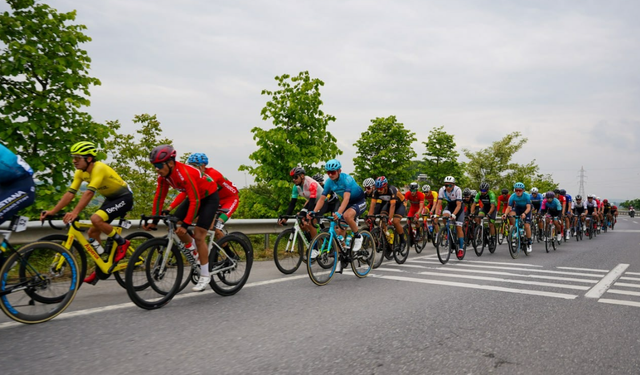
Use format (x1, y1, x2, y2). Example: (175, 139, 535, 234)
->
(496, 189, 510, 214)
(181, 153, 239, 240)
(143, 145, 220, 292)
(404, 182, 425, 220)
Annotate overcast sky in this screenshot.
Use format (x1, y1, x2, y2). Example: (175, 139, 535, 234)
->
(4, 0, 640, 200)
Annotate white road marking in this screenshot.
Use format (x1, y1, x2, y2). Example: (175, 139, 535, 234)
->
(374, 267, 406, 273)
(556, 266, 610, 273)
(585, 263, 630, 299)
(607, 289, 640, 297)
(626, 272, 640, 276)
(450, 263, 606, 278)
(614, 282, 640, 288)
(614, 230, 640, 233)
(416, 271, 589, 290)
(633, 221, 639, 224)
(410, 259, 543, 267)
(373, 274, 578, 299)
(598, 299, 640, 308)
(0, 274, 309, 331)
(620, 277, 640, 281)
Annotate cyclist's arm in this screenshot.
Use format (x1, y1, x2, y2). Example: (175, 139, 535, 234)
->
(336, 191, 351, 216)
(311, 195, 327, 213)
(70, 189, 96, 216)
(453, 201, 462, 217)
(389, 199, 396, 218)
(45, 191, 75, 216)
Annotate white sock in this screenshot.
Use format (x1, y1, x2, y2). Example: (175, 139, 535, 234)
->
(200, 264, 209, 277)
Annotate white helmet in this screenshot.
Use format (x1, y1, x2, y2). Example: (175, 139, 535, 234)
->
(531, 187, 538, 193)
(422, 184, 431, 192)
(443, 176, 456, 184)
(363, 178, 375, 188)
(597, 196, 601, 200)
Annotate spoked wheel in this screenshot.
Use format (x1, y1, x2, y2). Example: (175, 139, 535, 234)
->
(208, 233, 253, 296)
(351, 231, 375, 278)
(507, 227, 520, 259)
(125, 237, 184, 310)
(0, 242, 79, 324)
(371, 228, 386, 269)
(273, 228, 303, 274)
(474, 225, 484, 256)
(113, 231, 154, 289)
(307, 232, 338, 286)
(436, 227, 451, 264)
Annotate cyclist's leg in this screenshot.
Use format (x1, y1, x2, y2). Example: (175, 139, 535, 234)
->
(393, 204, 407, 242)
(89, 193, 134, 246)
(344, 198, 367, 250)
(213, 195, 239, 240)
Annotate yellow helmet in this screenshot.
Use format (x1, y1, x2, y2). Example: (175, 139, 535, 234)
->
(70, 141, 97, 156)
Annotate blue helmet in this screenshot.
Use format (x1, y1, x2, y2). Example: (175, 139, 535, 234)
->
(375, 176, 388, 189)
(325, 159, 341, 171)
(513, 182, 525, 190)
(187, 152, 209, 166)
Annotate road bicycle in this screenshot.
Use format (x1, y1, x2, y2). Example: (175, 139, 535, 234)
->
(125, 213, 253, 310)
(543, 215, 558, 253)
(435, 216, 465, 264)
(463, 215, 478, 253)
(497, 219, 509, 245)
(585, 215, 598, 240)
(306, 216, 375, 286)
(572, 214, 584, 241)
(0, 216, 79, 324)
(404, 215, 427, 254)
(506, 216, 530, 259)
(420, 214, 438, 248)
(273, 214, 312, 274)
(473, 216, 496, 256)
(367, 215, 408, 267)
(40, 214, 153, 288)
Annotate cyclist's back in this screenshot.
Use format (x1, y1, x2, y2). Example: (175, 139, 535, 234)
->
(0, 143, 35, 224)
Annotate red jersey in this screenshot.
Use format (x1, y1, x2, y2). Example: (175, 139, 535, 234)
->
(497, 195, 509, 212)
(404, 191, 425, 207)
(204, 167, 238, 200)
(153, 162, 218, 225)
(557, 195, 566, 210)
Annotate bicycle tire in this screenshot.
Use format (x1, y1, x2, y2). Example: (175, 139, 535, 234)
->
(125, 237, 183, 310)
(393, 237, 409, 264)
(415, 221, 427, 253)
(351, 230, 375, 278)
(307, 232, 337, 286)
(436, 226, 451, 264)
(0, 242, 79, 324)
(474, 225, 484, 256)
(497, 223, 505, 245)
(38, 234, 88, 288)
(208, 233, 253, 296)
(371, 227, 385, 269)
(507, 227, 520, 259)
(112, 231, 154, 289)
(551, 227, 557, 251)
(273, 228, 303, 274)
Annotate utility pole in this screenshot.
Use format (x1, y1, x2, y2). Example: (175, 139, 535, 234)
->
(578, 166, 586, 197)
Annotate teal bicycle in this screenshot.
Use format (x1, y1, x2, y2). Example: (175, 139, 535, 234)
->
(306, 216, 375, 286)
(506, 216, 530, 259)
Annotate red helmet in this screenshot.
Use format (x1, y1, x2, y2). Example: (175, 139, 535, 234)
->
(149, 144, 176, 163)
(603, 199, 608, 204)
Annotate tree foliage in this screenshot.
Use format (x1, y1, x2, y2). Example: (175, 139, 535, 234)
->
(422, 126, 465, 188)
(104, 114, 172, 217)
(620, 199, 640, 209)
(234, 183, 283, 219)
(353, 115, 417, 186)
(0, 0, 109, 216)
(239, 71, 341, 217)
(463, 132, 557, 192)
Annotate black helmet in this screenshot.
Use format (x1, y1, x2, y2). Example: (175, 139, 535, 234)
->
(463, 188, 471, 197)
(311, 173, 324, 184)
(559, 189, 566, 196)
(501, 188, 508, 195)
(290, 166, 305, 177)
(480, 182, 490, 191)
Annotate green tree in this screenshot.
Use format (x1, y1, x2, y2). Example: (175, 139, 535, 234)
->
(422, 126, 465, 188)
(234, 183, 282, 219)
(620, 199, 640, 209)
(353, 115, 417, 186)
(0, 0, 109, 216)
(463, 132, 557, 192)
(104, 114, 172, 217)
(239, 71, 341, 217)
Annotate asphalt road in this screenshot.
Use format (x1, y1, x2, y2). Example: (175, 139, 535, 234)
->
(1, 217, 639, 374)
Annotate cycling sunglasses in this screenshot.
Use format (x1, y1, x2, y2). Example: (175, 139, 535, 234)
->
(153, 162, 166, 169)
(326, 170, 339, 176)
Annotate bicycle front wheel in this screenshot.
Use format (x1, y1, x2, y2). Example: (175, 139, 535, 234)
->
(125, 238, 184, 310)
(371, 228, 385, 269)
(0, 242, 79, 324)
(209, 233, 253, 296)
(474, 225, 484, 256)
(436, 227, 451, 264)
(393, 236, 409, 264)
(307, 232, 338, 286)
(273, 228, 303, 274)
(113, 231, 154, 289)
(497, 223, 505, 245)
(507, 227, 520, 259)
(351, 231, 375, 278)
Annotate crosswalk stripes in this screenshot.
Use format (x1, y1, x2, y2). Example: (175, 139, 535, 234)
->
(371, 256, 640, 308)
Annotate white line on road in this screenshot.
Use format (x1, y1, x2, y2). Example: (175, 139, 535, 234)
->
(633, 221, 639, 224)
(449, 263, 606, 278)
(598, 299, 640, 308)
(620, 277, 640, 281)
(613, 230, 640, 233)
(0, 274, 309, 331)
(556, 266, 610, 273)
(416, 271, 590, 290)
(614, 283, 640, 288)
(626, 272, 640, 276)
(607, 289, 640, 297)
(410, 259, 543, 268)
(373, 274, 578, 299)
(585, 264, 630, 299)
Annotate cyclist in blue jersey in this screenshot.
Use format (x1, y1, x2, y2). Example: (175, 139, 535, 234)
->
(502, 182, 533, 253)
(309, 159, 367, 268)
(0, 143, 35, 224)
(541, 191, 563, 242)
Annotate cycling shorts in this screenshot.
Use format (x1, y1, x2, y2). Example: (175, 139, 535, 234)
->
(346, 197, 367, 217)
(380, 201, 406, 218)
(174, 192, 219, 229)
(478, 206, 496, 220)
(218, 196, 239, 223)
(443, 202, 464, 227)
(95, 192, 134, 223)
(511, 206, 532, 223)
(407, 206, 421, 218)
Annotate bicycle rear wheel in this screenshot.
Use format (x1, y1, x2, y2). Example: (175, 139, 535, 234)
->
(208, 234, 253, 296)
(0, 242, 79, 324)
(393, 237, 409, 264)
(113, 231, 154, 289)
(414, 223, 426, 253)
(371, 228, 385, 269)
(125, 238, 184, 310)
(351, 231, 375, 278)
(273, 228, 303, 274)
(307, 232, 337, 286)
(507, 227, 520, 259)
(436, 227, 451, 264)
(474, 225, 484, 256)
(551, 227, 557, 251)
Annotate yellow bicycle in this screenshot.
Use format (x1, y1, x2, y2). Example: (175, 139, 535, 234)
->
(40, 214, 152, 288)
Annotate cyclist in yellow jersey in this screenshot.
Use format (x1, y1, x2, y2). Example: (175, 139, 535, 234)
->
(41, 141, 134, 284)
